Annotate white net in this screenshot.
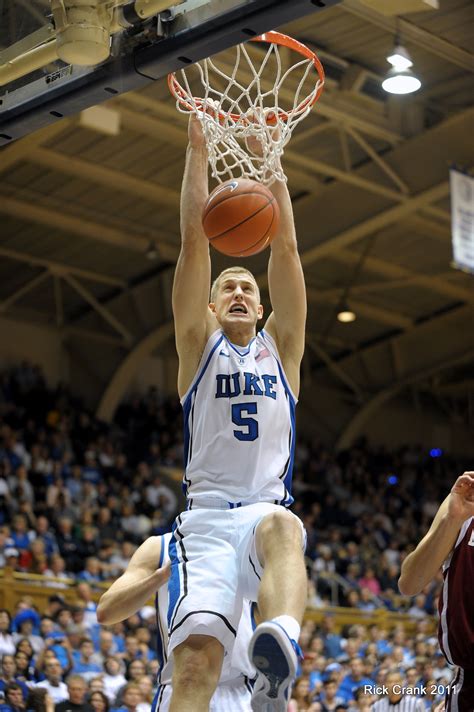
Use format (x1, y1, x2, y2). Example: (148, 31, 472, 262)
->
(169, 35, 324, 185)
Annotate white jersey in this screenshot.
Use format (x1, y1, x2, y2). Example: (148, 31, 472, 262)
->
(181, 329, 296, 506)
(155, 533, 255, 686)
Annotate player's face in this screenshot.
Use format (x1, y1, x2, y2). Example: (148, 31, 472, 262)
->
(210, 274, 263, 328)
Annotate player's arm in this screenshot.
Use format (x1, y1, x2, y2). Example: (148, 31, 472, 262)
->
(264, 174, 306, 396)
(398, 472, 474, 596)
(172, 115, 216, 396)
(97, 537, 170, 625)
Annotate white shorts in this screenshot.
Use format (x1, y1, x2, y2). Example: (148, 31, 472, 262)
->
(167, 501, 305, 658)
(153, 681, 252, 712)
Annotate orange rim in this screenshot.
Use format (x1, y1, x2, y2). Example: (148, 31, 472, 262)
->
(167, 30, 325, 124)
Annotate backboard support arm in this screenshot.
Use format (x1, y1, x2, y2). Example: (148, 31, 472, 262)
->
(0, 0, 340, 145)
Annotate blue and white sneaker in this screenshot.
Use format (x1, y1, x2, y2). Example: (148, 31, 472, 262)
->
(248, 621, 302, 712)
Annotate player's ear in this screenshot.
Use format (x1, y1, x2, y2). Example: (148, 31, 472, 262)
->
(208, 302, 216, 314)
(257, 304, 264, 320)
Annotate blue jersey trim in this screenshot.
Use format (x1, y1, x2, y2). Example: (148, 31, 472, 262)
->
(158, 536, 165, 569)
(283, 395, 296, 506)
(182, 335, 224, 495)
(167, 525, 180, 628)
(151, 685, 160, 712)
(250, 602, 258, 632)
(154, 536, 166, 671)
(276, 360, 296, 506)
(261, 329, 297, 404)
(223, 333, 256, 356)
(182, 392, 194, 495)
(182, 333, 225, 406)
(151, 685, 167, 712)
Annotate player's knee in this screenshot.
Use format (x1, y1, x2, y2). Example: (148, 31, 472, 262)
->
(173, 637, 222, 694)
(259, 510, 302, 549)
(174, 655, 215, 692)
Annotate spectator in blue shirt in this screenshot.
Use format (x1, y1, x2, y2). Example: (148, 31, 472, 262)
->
(9, 516, 34, 553)
(0, 658, 29, 702)
(321, 615, 344, 659)
(337, 657, 376, 705)
(71, 639, 102, 682)
(78, 559, 102, 585)
(34, 517, 58, 557)
(0, 682, 27, 712)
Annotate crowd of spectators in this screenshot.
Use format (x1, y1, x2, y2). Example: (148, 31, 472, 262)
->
(0, 361, 466, 711)
(0, 362, 180, 581)
(0, 599, 162, 712)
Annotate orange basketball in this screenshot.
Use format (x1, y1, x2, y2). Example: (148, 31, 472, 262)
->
(202, 178, 280, 257)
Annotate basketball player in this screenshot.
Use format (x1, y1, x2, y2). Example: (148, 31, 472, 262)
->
(398, 471, 474, 712)
(97, 533, 255, 711)
(168, 113, 307, 712)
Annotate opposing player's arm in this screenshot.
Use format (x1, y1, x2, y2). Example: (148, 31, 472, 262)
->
(173, 116, 217, 395)
(97, 537, 170, 625)
(398, 472, 474, 596)
(265, 176, 306, 396)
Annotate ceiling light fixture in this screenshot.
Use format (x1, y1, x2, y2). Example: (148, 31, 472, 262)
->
(386, 43, 413, 71)
(146, 242, 158, 260)
(337, 303, 356, 323)
(382, 41, 421, 95)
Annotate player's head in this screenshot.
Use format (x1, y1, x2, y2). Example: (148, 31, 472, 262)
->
(209, 266, 263, 330)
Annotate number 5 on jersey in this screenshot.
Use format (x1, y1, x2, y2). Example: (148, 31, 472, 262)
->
(232, 402, 258, 441)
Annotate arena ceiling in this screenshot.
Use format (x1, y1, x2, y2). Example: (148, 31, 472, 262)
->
(0, 0, 473, 444)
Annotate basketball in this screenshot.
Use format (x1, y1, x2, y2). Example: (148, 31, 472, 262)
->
(202, 178, 280, 257)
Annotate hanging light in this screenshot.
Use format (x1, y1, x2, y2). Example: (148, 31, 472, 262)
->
(386, 43, 413, 71)
(337, 303, 356, 323)
(382, 41, 421, 95)
(146, 241, 159, 260)
(382, 67, 421, 94)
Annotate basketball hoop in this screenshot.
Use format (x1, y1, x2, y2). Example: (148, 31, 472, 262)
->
(168, 32, 325, 184)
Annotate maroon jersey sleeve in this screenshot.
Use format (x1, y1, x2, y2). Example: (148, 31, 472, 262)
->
(438, 516, 474, 669)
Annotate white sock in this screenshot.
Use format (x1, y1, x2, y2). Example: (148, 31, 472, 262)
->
(271, 615, 301, 642)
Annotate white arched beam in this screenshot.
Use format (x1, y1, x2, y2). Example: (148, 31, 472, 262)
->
(96, 321, 175, 422)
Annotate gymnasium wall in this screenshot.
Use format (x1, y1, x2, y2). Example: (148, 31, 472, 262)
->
(0, 316, 68, 385)
(1, 316, 471, 456)
(297, 385, 474, 455)
(361, 395, 474, 456)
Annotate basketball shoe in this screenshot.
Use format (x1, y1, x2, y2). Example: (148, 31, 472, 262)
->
(248, 621, 302, 712)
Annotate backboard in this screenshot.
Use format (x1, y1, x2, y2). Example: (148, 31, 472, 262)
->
(0, 0, 341, 146)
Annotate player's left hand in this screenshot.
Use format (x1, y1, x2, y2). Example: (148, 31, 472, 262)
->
(245, 110, 280, 157)
(448, 471, 474, 521)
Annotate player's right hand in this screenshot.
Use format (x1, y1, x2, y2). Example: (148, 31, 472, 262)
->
(188, 113, 206, 148)
(448, 471, 474, 521)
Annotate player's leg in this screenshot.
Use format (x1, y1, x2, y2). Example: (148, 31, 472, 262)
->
(240, 506, 307, 712)
(169, 634, 224, 712)
(255, 508, 307, 624)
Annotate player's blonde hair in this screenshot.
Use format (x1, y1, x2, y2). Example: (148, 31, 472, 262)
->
(210, 267, 260, 302)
